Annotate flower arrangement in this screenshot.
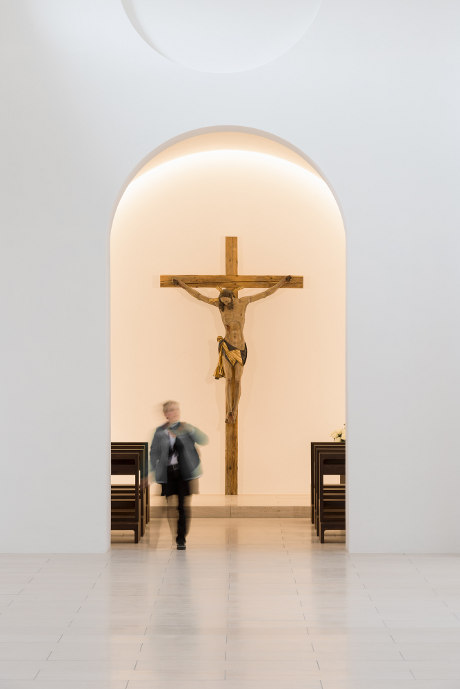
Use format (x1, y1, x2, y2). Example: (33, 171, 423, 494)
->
(330, 424, 346, 442)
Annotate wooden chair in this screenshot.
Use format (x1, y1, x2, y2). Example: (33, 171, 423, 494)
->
(311, 442, 345, 531)
(111, 450, 142, 543)
(111, 442, 149, 536)
(318, 452, 346, 543)
(311, 442, 338, 524)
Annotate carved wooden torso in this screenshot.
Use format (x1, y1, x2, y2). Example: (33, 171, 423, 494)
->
(219, 299, 248, 349)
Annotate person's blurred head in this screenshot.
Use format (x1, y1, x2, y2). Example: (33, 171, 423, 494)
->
(163, 400, 180, 424)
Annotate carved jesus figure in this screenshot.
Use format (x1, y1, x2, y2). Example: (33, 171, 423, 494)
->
(173, 276, 291, 423)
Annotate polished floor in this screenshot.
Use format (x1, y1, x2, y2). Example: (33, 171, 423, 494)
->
(149, 493, 310, 517)
(1, 518, 460, 688)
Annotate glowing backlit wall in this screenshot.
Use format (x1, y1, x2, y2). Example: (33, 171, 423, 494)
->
(111, 142, 345, 494)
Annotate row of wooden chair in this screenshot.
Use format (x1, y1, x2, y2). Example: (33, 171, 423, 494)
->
(310, 442, 346, 543)
(111, 442, 150, 543)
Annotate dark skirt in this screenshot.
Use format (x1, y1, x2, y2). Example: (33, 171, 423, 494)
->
(161, 464, 191, 498)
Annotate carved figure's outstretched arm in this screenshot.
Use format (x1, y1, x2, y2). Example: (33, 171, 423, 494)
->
(173, 278, 218, 306)
(241, 275, 292, 305)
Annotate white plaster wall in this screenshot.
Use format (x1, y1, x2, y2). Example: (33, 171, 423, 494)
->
(110, 144, 345, 494)
(1, 0, 459, 551)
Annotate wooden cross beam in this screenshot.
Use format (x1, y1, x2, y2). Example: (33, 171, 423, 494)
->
(160, 236, 303, 494)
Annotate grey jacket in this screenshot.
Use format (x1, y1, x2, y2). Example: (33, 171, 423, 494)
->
(150, 422, 208, 484)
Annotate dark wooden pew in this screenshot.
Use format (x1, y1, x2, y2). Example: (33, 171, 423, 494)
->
(111, 449, 142, 543)
(111, 442, 149, 537)
(318, 452, 346, 543)
(311, 442, 346, 531)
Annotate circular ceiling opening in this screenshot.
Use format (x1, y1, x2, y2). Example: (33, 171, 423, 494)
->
(122, 0, 323, 73)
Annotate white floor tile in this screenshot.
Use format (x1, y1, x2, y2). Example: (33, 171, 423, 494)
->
(127, 682, 322, 689)
(0, 643, 54, 661)
(321, 680, 460, 689)
(225, 659, 320, 678)
(409, 661, 460, 680)
(0, 662, 40, 680)
(399, 642, 460, 661)
(0, 683, 128, 689)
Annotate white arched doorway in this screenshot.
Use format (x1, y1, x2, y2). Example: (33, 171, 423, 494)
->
(110, 128, 345, 509)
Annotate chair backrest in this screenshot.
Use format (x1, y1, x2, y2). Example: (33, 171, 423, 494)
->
(319, 452, 345, 477)
(111, 443, 148, 477)
(111, 451, 140, 476)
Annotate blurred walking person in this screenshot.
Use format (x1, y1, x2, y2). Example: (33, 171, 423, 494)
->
(150, 401, 208, 550)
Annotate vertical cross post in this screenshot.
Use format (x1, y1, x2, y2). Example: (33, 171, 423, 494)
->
(225, 237, 238, 495)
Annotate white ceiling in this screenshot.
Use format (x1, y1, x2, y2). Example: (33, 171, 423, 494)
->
(122, 0, 323, 73)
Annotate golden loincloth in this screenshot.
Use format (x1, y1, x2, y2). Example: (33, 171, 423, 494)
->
(214, 336, 248, 379)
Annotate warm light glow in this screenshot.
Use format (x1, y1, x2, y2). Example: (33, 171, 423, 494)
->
(111, 137, 345, 495)
(132, 150, 330, 198)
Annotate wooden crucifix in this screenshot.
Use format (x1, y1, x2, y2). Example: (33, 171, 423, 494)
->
(160, 237, 303, 494)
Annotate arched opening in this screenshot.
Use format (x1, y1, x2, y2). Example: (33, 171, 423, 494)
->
(110, 128, 345, 519)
